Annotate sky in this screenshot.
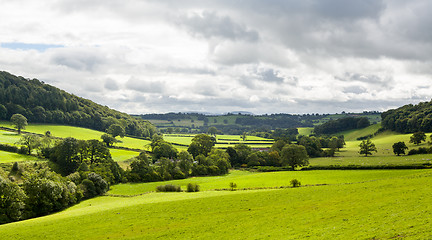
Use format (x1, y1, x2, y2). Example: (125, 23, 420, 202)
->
(1, 0, 431, 115)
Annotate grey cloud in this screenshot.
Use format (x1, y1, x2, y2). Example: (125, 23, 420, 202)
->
(50, 48, 106, 71)
(125, 77, 164, 93)
(336, 73, 393, 88)
(104, 78, 119, 91)
(176, 11, 259, 42)
(259, 69, 284, 83)
(312, 0, 385, 20)
(343, 86, 368, 94)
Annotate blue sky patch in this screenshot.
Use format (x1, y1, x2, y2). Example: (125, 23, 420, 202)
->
(1, 42, 64, 52)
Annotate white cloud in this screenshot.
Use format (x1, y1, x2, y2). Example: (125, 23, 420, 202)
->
(0, 0, 431, 114)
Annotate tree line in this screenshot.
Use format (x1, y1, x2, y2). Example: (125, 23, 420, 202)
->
(314, 117, 370, 135)
(381, 100, 432, 133)
(0, 71, 157, 138)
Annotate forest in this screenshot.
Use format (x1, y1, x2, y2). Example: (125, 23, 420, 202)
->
(381, 100, 432, 133)
(0, 71, 156, 138)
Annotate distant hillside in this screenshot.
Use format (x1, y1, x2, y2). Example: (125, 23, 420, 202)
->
(137, 112, 381, 135)
(381, 100, 432, 133)
(0, 71, 157, 138)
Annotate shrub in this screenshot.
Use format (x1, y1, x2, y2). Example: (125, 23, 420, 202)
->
(18, 146, 28, 155)
(186, 183, 200, 192)
(156, 184, 182, 192)
(229, 182, 237, 191)
(11, 162, 20, 172)
(290, 179, 301, 187)
(0, 143, 19, 153)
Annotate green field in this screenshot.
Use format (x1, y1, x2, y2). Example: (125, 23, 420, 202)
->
(1, 169, 431, 239)
(110, 149, 140, 162)
(0, 150, 40, 163)
(108, 169, 426, 195)
(164, 134, 273, 150)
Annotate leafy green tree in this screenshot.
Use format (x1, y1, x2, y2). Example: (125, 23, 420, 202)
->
(298, 136, 322, 157)
(22, 170, 78, 217)
(107, 124, 125, 138)
(206, 149, 231, 174)
(0, 176, 26, 223)
(207, 127, 218, 137)
(271, 139, 288, 152)
(359, 139, 377, 157)
(101, 133, 117, 147)
(153, 141, 178, 160)
(10, 114, 28, 134)
(0, 104, 7, 119)
(280, 144, 309, 170)
(226, 147, 239, 166)
(392, 141, 408, 156)
(409, 132, 426, 145)
(85, 140, 111, 164)
(187, 134, 216, 158)
(233, 144, 252, 166)
(241, 132, 247, 141)
(17, 134, 41, 155)
(50, 137, 81, 174)
(178, 151, 194, 176)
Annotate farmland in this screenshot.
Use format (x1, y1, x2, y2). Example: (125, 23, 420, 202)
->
(1, 120, 432, 239)
(0, 169, 431, 239)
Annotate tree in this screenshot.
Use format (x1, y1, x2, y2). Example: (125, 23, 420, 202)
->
(280, 144, 309, 170)
(17, 134, 41, 155)
(207, 127, 218, 137)
(178, 151, 194, 176)
(187, 134, 216, 158)
(50, 137, 81, 174)
(409, 132, 426, 145)
(241, 132, 247, 141)
(0, 104, 7, 119)
(10, 114, 28, 134)
(107, 124, 125, 138)
(392, 141, 408, 156)
(359, 139, 377, 157)
(0, 176, 26, 223)
(101, 134, 117, 147)
(153, 141, 178, 160)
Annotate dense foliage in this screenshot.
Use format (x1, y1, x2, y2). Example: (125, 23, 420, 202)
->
(314, 117, 370, 135)
(0, 162, 111, 224)
(381, 100, 432, 133)
(0, 71, 156, 138)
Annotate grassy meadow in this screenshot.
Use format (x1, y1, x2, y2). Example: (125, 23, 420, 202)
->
(2, 121, 432, 239)
(1, 169, 431, 239)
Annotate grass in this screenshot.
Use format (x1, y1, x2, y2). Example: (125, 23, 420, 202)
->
(1, 169, 431, 239)
(0, 121, 151, 151)
(110, 149, 140, 162)
(0, 150, 40, 163)
(340, 123, 382, 141)
(164, 134, 273, 150)
(107, 169, 426, 195)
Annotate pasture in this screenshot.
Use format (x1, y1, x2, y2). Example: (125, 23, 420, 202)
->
(1, 169, 430, 239)
(164, 134, 273, 150)
(0, 150, 40, 163)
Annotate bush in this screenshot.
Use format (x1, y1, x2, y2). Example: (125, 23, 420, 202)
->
(18, 146, 28, 155)
(407, 147, 432, 155)
(186, 183, 200, 192)
(156, 184, 182, 192)
(229, 182, 237, 191)
(0, 143, 19, 153)
(290, 179, 301, 187)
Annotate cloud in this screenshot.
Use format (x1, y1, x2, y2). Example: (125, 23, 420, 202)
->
(1, 0, 431, 114)
(175, 11, 259, 42)
(125, 77, 164, 93)
(104, 78, 119, 91)
(50, 47, 107, 72)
